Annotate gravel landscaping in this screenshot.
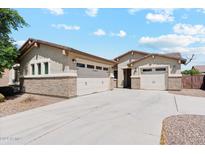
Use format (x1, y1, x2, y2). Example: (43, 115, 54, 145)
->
(169, 89, 205, 97)
(0, 94, 65, 117)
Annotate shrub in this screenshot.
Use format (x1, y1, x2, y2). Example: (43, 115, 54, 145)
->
(0, 86, 15, 96)
(182, 69, 201, 75)
(0, 93, 5, 102)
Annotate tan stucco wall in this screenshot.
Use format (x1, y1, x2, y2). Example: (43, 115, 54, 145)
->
(131, 56, 181, 77)
(20, 44, 75, 76)
(76, 58, 112, 78)
(20, 44, 113, 78)
(117, 52, 146, 88)
(20, 76, 77, 98)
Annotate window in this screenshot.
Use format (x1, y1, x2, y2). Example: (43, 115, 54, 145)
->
(96, 66, 102, 70)
(31, 64, 35, 75)
(37, 63, 41, 75)
(87, 64, 94, 69)
(44, 62, 49, 74)
(77, 63, 85, 68)
(103, 67, 108, 71)
(142, 68, 152, 72)
(156, 68, 166, 72)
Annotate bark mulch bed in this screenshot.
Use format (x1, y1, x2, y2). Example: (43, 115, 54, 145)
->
(0, 94, 65, 117)
(169, 89, 205, 97)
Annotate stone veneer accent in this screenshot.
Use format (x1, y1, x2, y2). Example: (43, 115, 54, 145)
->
(131, 77, 140, 89)
(20, 76, 77, 98)
(168, 77, 182, 91)
(109, 78, 116, 90)
(112, 79, 117, 88)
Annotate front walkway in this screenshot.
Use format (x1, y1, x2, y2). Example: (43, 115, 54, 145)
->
(0, 89, 205, 145)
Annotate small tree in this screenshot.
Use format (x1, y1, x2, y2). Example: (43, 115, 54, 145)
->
(0, 8, 28, 77)
(182, 69, 201, 75)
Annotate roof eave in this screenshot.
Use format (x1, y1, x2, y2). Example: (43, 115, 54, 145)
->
(128, 54, 187, 66)
(18, 38, 117, 65)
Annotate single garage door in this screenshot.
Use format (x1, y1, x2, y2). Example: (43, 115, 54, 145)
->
(77, 78, 110, 96)
(140, 67, 167, 90)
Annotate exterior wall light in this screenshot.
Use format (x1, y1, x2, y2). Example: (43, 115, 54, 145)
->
(34, 42, 38, 47)
(72, 59, 77, 63)
(62, 49, 66, 55)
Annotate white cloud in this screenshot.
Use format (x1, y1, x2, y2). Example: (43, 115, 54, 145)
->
(196, 9, 205, 14)
(46, 8, 64, 15)
(93, 29, 106, 36)
(51, 24, 80, 30)
(146, 13, 174, 23)
(161, 47, 205, 55)
(174, 23, 205, 35)
(128, 9, 143, 15)
(85, 8, 98, 17)
(139, 32, 205, 55)
(117, 30, 127, 38)
(14, 40, 25, 48)
(111, 30, 127, 38)
(139, 34, 200, 48)
(146, 9, 174, 23)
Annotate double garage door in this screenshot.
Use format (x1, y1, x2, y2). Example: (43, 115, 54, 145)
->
(140, 67, 167, 90)
(77, 78, 110, 96)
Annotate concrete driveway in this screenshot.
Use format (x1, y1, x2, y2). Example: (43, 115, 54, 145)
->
(1, 89, 205, 145)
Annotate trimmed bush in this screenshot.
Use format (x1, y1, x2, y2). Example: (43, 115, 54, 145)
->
(0, 86, 15, 96)
(0, 93, 5, 102)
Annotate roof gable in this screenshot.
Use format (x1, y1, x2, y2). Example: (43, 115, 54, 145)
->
(113, 50, 148, 61)
(128, 53, 185, 66)
(18, 38, 116, 65)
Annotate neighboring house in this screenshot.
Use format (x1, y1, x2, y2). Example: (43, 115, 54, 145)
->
(18, 38, 116, 98)
(192, 65, 205, 74)
(113, 51, 186, 90)
(0, 66, 19, 87)
(18, 38, 186, 98)
(0, 69, 9, 86)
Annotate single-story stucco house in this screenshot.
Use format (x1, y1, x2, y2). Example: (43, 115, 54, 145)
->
(17, 38, 186, 98)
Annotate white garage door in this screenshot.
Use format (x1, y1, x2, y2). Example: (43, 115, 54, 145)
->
(140, 67, 167, 90)
(77, 78, 110, 96)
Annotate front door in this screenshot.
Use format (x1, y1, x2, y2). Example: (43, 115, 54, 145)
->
(123, 69, 131, 88)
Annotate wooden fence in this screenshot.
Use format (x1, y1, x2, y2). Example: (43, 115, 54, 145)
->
(182, 75, 205, 89)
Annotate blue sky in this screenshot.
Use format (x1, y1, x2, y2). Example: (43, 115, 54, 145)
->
(13, 8, 205, 70)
